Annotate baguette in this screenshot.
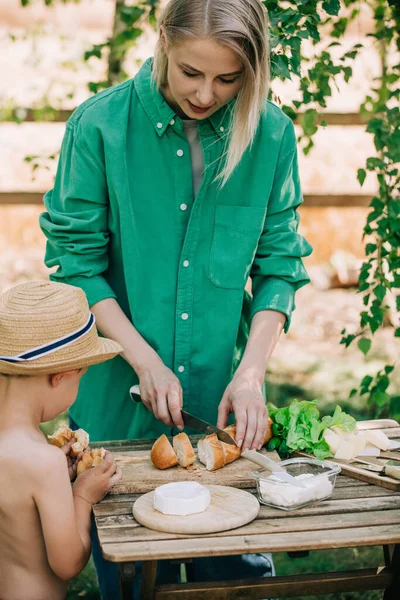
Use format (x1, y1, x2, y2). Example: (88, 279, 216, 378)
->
(76, 448, 106, 475)
(197, 418, 274, 471)
(173, 432, 195, 467)
(47, 426, 75, 448)
(151, 434, 179, 469)
(224, 419, 273, 446)
(197, 433, 226, 471)
(48, 426, 90, 456)
(70, 429, 90, 457)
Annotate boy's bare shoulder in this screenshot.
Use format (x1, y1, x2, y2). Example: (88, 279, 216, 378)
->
(0, 433, 67, 477)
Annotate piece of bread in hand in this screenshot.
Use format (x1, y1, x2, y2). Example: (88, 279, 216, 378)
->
(47, 426, 75, 448)
(48, 426, 90, 456)
(77, 448, 106, 476)
(151, 434, 179, 469)
(173, 432, 195, 467)
(197, 434, 226, 471)
(70, 428, 90, 457)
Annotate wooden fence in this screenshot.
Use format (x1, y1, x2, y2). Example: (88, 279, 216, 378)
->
(0, 111, 372, 208)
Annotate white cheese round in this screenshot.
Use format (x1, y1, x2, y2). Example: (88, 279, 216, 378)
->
(153, 482, 211, 516)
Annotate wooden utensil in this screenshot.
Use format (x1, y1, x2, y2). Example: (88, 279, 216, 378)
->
(132, 484, 260, 534)
(352, 459, 400, 481)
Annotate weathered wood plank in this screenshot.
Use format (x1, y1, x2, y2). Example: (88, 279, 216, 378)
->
(0, 191, 375, 208)
(96, 510, 400, 545)
(3, 109, 367, 126)
(101, 524, 400, 561)
(154, 568, 393, 600)
(95, 492, 400, 521)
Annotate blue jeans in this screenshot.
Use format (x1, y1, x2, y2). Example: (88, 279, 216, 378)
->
(70, 417, 275, 599)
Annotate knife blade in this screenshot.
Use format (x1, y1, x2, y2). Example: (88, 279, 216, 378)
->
(181, 411, 237, 446)
(129, 385, 237, 446)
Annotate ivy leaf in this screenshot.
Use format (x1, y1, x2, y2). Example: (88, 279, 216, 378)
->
(396, 296, 400, 312)
(374, 390, 390, 407)
(365, 243, 376, 255)
(361, 375, 373, 388)
(395, 328, 400, 338)
(358, 338, 372, 356)
(322, 0, 340, 15)
(357, 168, 367, 186)
(271, 54, 291, 80)
(374, 284, 387, 303)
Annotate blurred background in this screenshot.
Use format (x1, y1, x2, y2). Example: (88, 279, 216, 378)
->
(0, 0, 399, 597)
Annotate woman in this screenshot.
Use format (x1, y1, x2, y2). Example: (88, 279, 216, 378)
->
(40, 0, 312, 596)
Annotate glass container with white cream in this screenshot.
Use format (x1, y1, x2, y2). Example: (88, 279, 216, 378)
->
(251, 457, 341, 510)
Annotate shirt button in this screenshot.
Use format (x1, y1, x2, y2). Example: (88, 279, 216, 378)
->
(181, 313, 189, 320)
(177, 149, 184, 157)
(170, 118, 175, 125)
(180, 204, 187, 211)
(220, 126, 224, 132)
(157, 122, 163, 129)
(183, 260, 189, 267)
(178, 365, 185, 373)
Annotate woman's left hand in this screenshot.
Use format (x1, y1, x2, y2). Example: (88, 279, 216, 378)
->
(217, 375, 269, 451)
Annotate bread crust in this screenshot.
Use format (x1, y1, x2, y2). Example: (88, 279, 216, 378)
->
(151, 434, 179, 469)
(77, 448, 105, 475)
(224, 418, 273, 446)
(173, 432, 195, 467)
(198, 434, 226, 471)
(70, 428, 90, 457)
(47, 426, 75, 448)
(221, 440, 241, 465)
(48, 426, 90, 456)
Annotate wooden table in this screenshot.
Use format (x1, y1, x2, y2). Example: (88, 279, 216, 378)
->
(93, 437, 400, 600)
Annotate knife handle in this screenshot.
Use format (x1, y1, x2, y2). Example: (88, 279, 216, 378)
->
(384, 465, 400, 480)
(129, 385, 141, 403)
(242, 449, 284, 472)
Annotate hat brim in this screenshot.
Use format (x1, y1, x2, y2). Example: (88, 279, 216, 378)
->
(0, 337, 123, 376)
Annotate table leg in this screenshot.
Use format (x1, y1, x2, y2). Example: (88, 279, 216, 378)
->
(118, 562, 136, 600)
(141, 560, 158, 600)
(383, 544, 400, 600)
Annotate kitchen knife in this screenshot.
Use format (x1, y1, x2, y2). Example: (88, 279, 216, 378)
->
(129, 385, 237, 446)
(353, 458, 400, 481)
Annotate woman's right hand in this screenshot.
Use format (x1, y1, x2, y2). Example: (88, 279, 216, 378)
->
(73, 451, 122, 505)
(136, 355, 184, 429)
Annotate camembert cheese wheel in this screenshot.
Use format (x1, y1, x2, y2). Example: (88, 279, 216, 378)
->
(153, 481, 211, 516)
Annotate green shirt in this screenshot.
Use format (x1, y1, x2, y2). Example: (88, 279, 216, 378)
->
(40, 59, 312, 442)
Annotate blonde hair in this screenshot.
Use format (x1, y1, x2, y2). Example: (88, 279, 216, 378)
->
(153, 0, 270, 185)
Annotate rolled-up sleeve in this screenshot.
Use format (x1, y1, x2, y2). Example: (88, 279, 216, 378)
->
(250, 120, 312, 332)
(39, 121, 116, 307)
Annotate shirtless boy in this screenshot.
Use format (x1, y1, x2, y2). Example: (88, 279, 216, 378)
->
(0, 280, 123, 600)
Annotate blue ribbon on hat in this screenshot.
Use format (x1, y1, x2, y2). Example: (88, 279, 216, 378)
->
(0, 312, 96, 364)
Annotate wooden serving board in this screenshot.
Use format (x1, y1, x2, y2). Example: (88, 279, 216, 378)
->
(111, 447, 280, 495)
(132, 484, 260, 534)
(295, 420, 400, 492)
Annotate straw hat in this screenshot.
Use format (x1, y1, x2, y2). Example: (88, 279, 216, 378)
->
(0, 280, 123, 375)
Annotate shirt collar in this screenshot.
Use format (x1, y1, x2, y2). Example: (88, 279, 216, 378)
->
(134, 58, 234, 139)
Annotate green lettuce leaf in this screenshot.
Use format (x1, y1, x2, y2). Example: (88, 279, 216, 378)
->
(267, 400, 356, 459)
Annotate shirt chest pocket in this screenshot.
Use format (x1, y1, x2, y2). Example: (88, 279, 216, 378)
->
(208, 205, 266, 290)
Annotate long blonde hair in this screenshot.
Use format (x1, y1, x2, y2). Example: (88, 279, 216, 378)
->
(153, 0, 270, 185)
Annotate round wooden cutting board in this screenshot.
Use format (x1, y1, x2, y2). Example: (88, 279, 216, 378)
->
(132, 484, 260, 534)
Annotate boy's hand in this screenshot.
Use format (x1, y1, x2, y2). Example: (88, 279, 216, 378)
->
(72, 451, 122, 505)
(60, 439, 80, 481)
